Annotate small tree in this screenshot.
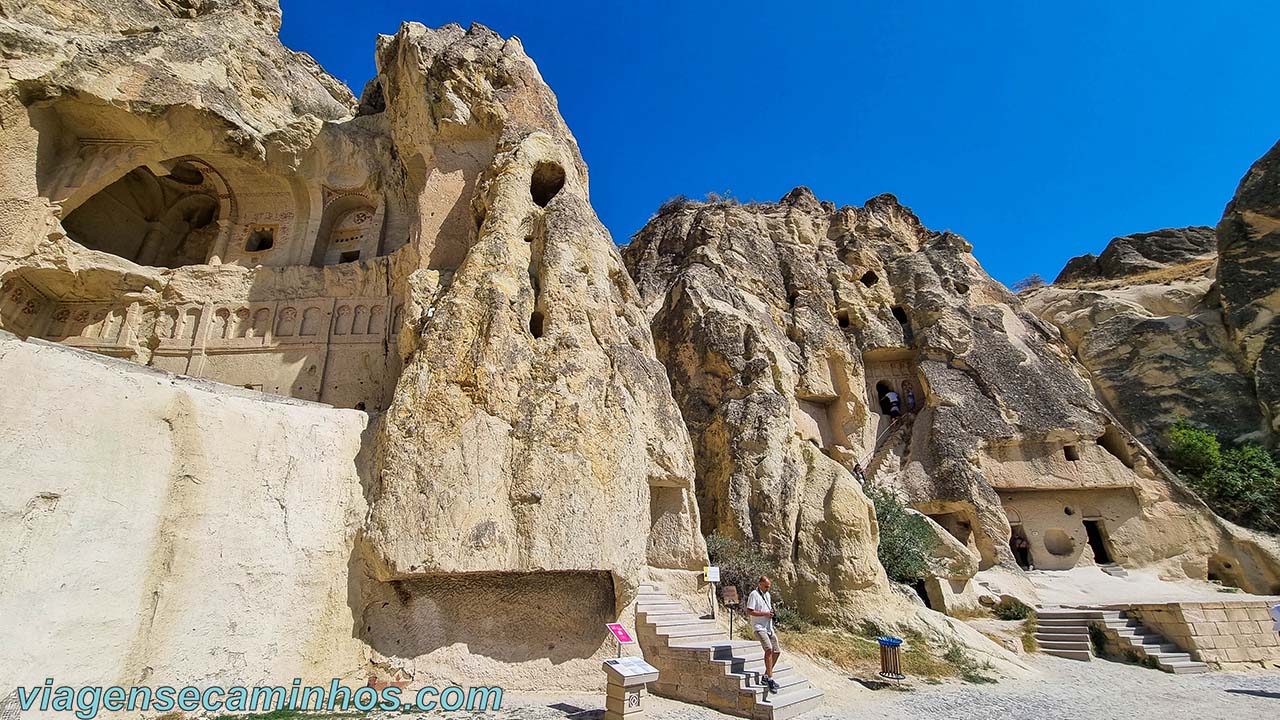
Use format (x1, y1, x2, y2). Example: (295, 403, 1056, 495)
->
(705, 531, 772, 601)
(1164, 419, 1222, 477)
(1011, 274, 1047, 292)
(863, 483, 934, 583)
(1163, 419, 1280, 533)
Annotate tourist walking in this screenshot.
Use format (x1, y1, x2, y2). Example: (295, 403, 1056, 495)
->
(746, 576, 783, 693)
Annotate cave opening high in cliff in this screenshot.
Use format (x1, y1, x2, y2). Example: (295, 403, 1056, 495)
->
(62, 163, 222, 268)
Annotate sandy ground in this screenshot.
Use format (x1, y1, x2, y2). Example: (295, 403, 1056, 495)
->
(489, 654, 1279, 720)
(1029, 566, 1280, 607)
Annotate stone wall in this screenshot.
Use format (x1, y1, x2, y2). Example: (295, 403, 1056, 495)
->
(0, 331, 370, 692)
(1121, 600, 1280, 669)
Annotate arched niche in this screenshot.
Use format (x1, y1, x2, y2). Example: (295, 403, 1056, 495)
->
(311, 194, 381, 266)
(59, 157, 233, 269)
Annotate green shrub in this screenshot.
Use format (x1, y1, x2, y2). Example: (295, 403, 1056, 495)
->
(704, 531, 773, 602)
(1163, 420, 1280, 533)
(942, 642, 996, 684)
(772, 603, 812, 631)
(863, 483, 935, 583)
(992, 597, 1034, 621)
(1192, 445, 1280, 532)
(1165, 419, 1222, 477)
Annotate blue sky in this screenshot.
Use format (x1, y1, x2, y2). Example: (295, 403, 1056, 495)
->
(279, 1, 1280, 286)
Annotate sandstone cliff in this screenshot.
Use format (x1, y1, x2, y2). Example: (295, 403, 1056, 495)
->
(1218, 140, 1280, 442)
(2, 0, 1279, 700)
(625, 189, 1280, 617)
(1025, 227, 1265, 447)
(0, 2, 706, 692)
(354, 23, 707, 685)
(1026, 140, 1280, 450)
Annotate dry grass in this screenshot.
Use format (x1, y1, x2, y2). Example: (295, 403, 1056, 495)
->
(1021, 616, 1039, 653)
(946, 606, 993, 621)
(1051, 258, 1213, 291)
(785, 626, 964, 680)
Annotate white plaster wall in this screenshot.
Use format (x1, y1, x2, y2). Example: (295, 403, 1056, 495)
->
(0, 332, 369, 694)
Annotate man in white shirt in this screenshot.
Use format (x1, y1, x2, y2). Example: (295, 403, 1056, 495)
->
(746, 575, 782, 693)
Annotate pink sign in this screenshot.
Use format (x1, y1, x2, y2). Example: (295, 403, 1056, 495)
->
(607, 623, 635, 644)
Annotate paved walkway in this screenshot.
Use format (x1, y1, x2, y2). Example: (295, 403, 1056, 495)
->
(488, 655, 1279, 720)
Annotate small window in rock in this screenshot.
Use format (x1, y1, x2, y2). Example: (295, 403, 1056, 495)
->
(837, 309, 850, 328)
(530, 162, 566, 208)
(1064, 506, 1075, 516)
(244, 226, 275, 252)
(339, 250, 361, 263)
(892, 306, 909, 325)
(955, 282, 970, 294)
(1064, 445, 1080, 461)
(860, 271, 878, 287)
(529, 310, 545, 338)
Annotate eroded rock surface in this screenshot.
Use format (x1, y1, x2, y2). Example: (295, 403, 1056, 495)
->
(0, 3, 704, 692)
(1218, 140, 1280, 440)
(1027, 138, 1280, 450)
(1025, 227, 1264, 447)
(356, 27, 707, 684)
(625, 189, 1280, 622)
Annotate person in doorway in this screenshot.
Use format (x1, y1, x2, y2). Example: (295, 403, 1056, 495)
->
(746, 576, 782, 693)
(852, 463, 867, 484)
(906, 389, 916, 412)
(883, 389, 901, 418)
(1013, 534, 1033, 570)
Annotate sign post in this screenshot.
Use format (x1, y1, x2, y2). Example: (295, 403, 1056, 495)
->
(721, 585, 739, 640)
(606, 622, 635, 659)
(703, 566, 720, 619)
(602, 656, 659, 720)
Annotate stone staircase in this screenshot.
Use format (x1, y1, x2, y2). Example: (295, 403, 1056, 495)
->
(1099, 563, 1129, 578)
(1097, 610, 1210, 674)
(1034, 608, 1098, 661)
(635, 582, 823, 719)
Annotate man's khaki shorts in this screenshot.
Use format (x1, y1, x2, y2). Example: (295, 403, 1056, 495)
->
(754, 627, 781, 653)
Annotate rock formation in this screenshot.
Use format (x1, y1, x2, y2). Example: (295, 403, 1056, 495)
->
(353, 23, 706, 685)
(625, 188, 1280, 621)
(2, 0, 1278, 701)
(1217, 140, 1280, 442)
(0, 2, 703, 692)
(1026, 140, 1280, 450)
(1025, 227, 1264, 447)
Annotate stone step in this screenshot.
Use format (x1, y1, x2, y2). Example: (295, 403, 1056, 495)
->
(732, 669, 804, 694)
(1037, 626, 1090, 635)
(670, 638, 759, 650)
(1035, 632, 1089, 642)
(1037, 615, 1094, 622)
(637, 600, 684, 610)
(648, 615, 713, 629)
(1037, 610, 1103, 619)
(1029, 632, 1090, 645)
(1160, 660, 1210, 674)
(1041, 648, 1092, 661)
(756, 687, 824, 720)
(1038, 639, 1091, 652)
(1150, 652, 1193, 663)
(637, 606, 691, 619)
(652, 626, 727, 643)
(721, 655, 792, 676)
